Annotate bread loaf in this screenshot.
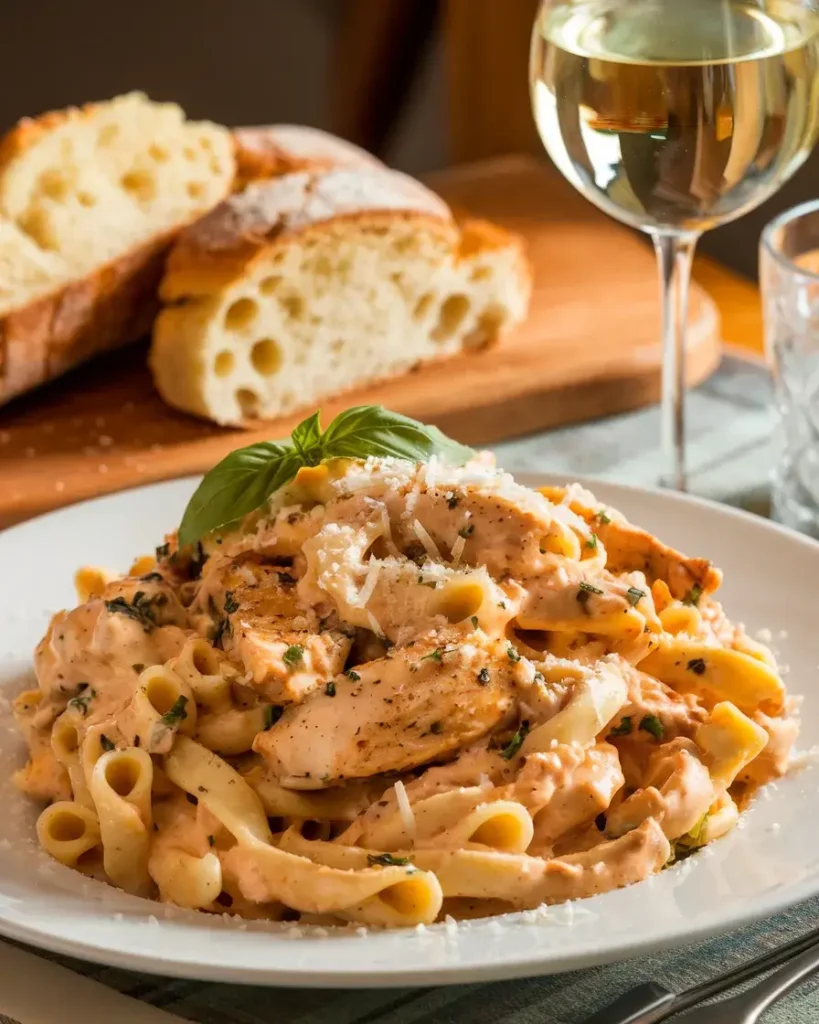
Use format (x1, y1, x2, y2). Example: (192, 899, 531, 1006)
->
(150, 165, 531, 425)
(233, 125, 383, 189)
(0, 92, 234, 405)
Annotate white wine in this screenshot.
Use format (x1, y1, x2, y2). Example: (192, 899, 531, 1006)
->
(531, 0, 819, 233)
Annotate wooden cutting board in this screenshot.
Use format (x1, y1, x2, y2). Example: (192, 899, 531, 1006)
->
(0, 155, 721, 529)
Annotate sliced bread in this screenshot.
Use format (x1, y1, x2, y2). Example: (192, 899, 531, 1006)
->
(0, 92, 234, 404)
(150, 165, 531, 426)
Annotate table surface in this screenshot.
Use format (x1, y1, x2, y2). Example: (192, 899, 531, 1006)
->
(4, 352, 818, 1024)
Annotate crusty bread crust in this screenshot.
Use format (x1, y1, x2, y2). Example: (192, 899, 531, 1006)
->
(233, 125, 383, 190)
(0, 233, 169, 403)
(161, 168, 457, 300)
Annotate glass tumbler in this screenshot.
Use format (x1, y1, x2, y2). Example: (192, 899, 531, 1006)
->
(761, 200, 819, 537)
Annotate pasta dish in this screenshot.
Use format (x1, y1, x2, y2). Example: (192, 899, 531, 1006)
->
(13, 446, 798, 928)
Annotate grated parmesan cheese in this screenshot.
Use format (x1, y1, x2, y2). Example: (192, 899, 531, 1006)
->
(366, 610, 386, 638)
(394, 779, 416, 845)
(413, 519, 442, 562)
(451, 534, 466, 566)
(355, 557, 382, 609)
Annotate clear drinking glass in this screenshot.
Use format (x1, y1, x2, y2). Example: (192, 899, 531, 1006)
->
(530, 0, 819, 489)
(761, 201, 819, 536)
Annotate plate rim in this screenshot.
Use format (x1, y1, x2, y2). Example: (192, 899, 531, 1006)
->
(1, 470, 818, 987)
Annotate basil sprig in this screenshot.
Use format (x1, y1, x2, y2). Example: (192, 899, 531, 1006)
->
(178, 405, 474, 546)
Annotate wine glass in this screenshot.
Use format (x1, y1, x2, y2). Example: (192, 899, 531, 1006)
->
(530, 0, 819, 489)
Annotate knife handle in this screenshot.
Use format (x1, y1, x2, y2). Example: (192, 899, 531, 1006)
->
(580, 981, 677, 1024)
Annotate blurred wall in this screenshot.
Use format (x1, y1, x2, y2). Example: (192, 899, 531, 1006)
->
(0, 0, 449, 175)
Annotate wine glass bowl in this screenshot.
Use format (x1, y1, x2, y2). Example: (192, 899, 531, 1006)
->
(530, 0, 819, 488)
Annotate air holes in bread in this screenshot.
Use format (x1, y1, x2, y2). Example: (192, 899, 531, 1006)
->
(38, 171, 70, 202)
(432, 294, 470, 342)
(413, 292, 435, 321)
(77, 192, 97, 208)
(97, 124, 120, 146)
(236, 388, 261, 419)
(121, 170, 156, 202)
(148, 144, 170, 163)
(463, 305, 509, 349)
(183, 146, 198, 161)
(224, 297, 259, 331)
(214, 351, 235, 378)
(281, 294, 305, 320)
(471, 265, 492, 282)
(250, 339, 281, 376)
(259, 275, 282, 296)
(187, 182, 206, 200)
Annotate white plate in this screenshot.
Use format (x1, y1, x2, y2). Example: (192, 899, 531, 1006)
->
(1, 474, 819, 988)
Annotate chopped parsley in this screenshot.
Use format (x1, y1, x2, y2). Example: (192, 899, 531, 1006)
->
(421, 645, 458, 664)
(160, 695, 188, 727)
(446, 494, 460, 510)
(367, 853, 411, 867)
(608, 716, 633, 738)
(223, 591, 240, 614)
(325, 681, 337, 697)
(283, 644, 305, 669)
(501, 720, 530, 760)
(577, 581, 604, 605)
(683, 584, 703, 607)
(132, 663, 145, 674)
(264, 705, 284, 730)
(207, 835, 215, 847)
(105, 592, 162, 632)
(596, 510, 612, 525)
(212, 617, 232, 648)
(346, 670, 361, 682)
(429, 721, 443, 735)
(626, 587, 646, 607)
(471, 615, 479, 629)
(185, 793, 198, 805)
(687, 658, 707, 676)
(277, 571, 297, 586)
(155, 542, 170, 560)
(586, 534, 598, 550)
(458, 524, 475, 539)
(507, 646, 521, 663)
(639, 715, 665, 740)
(477, 667, 491, 685)
(140, 572, 164, 583)
(68, 685, 95, 716)
(99, 734, 115, 752)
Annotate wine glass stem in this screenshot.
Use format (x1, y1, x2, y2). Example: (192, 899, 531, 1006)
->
(652, 231, 700, 491)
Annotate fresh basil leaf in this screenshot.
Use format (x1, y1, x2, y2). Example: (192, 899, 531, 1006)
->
(322, 406, 474, 464)
(423, 424, 476, 466)
(178, 442, 301, 546)
(320, 406, 435, 462)
(290, 411, 323, 465)
(178, 405, 475, 546)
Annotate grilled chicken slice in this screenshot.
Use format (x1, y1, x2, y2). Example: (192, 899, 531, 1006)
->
(539, 485, 721, 601)
(34, 577, 189, 707)
(260, 460, 590, 580)
(254, 632, 521, 787)
(193, 554, 351, 704)
(298, 520, 520, 645)
(606, 667, 708, 743)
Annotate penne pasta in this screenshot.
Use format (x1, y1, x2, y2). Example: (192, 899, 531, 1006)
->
(16, 449, 797, 927)
(36, 801, 100, 867)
